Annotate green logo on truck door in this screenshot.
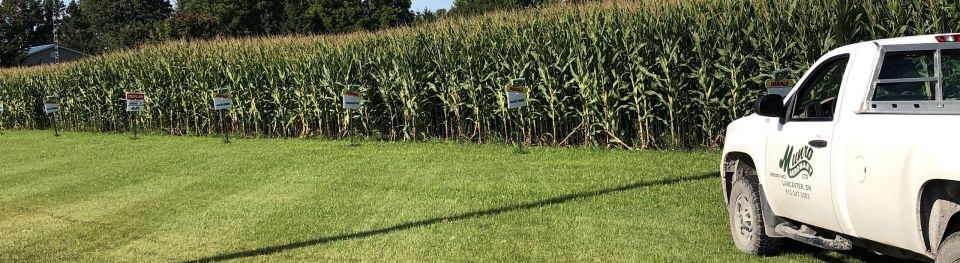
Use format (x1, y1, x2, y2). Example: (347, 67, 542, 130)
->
(779, 145, 814, 179)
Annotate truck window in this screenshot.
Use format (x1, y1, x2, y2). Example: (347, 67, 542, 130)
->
(942, 49, 960, 100)
(879, 51, 934, 78)
(873, 51, 936, 101)
(791, 56, 849, 120)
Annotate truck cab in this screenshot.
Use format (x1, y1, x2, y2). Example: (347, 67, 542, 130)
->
(721, 34, 960, 262)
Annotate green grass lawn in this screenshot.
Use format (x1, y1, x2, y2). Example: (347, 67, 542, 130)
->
(0, 131, 896, 262)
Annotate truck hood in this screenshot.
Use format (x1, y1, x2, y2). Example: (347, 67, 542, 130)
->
(726, 113, 763, 134)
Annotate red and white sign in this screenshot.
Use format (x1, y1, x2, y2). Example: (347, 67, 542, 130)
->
(342, 89, 361, 109)
(126, 92, 146, 112)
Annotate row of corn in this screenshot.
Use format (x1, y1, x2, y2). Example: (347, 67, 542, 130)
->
(1, 0, 958, 149)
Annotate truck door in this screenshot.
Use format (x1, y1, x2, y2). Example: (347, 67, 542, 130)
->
(764, 55, 850, 232)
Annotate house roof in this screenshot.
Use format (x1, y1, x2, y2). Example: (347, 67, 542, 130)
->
(26, 44, 89, 57)
(27, 44, 55, 55)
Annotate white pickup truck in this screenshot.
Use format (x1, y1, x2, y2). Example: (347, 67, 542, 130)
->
(722, 34, 960, 262)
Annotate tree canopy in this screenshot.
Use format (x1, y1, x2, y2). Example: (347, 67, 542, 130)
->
(0, 0, 559, 67)
(450, 0, 536, 16)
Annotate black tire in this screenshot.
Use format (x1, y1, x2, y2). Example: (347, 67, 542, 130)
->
(728, 175, 782, 255)
(937, 232, 960, 263)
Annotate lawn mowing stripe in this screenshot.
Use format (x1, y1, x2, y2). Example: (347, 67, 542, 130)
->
(184, 172, 717, 262)
(479, 179, 718, 262)
(0, 135, 146, 205)
(0, 176, 202, 256)
(2, 177, 265, 262)
(0, 134, 290, 262)
(0, 157, 77, 203)
(107, 177, 321, 262)
(2, 132, 266, 208)
(0, 155, 74, 177)
(52, 166, 299, 262)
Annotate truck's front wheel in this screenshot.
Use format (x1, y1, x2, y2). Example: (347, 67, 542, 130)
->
(937, 232, 960, 263)
(728, 177, 782, 255)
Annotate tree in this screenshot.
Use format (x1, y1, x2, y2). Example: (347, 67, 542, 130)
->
(0, 19, 23, 67)
(35, 0, 64, 46)
(304, 0, 413, 34)
(176, 0, 285, 36)
(0, 0, 45, 66)
(450, 0, 536, 16)
(152, 11, 221, 41)
(414, 8, 448, 25)
(282, 0, 314, 34)
(361, 0, 413, 30)
(179, 0, 414, 37)
(60, 0, 99, 54)
(80, 0, 172, 52)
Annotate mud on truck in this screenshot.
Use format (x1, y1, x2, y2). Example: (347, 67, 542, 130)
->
(722, 34, 960, 262)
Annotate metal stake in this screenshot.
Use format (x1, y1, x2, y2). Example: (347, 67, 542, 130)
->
(52, 112, 60, 137)
(132, 112, 139, 140)
(221, 110, 230, 143)
(349, 110, 358, 146)
(515, 109, 527, 154)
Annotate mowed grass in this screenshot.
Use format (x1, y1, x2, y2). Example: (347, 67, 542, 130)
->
(0, 131, 892, 262)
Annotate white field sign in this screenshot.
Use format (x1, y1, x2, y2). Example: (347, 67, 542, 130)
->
(126, 92, 146, 112)
(44, 96, 60, 114)
(212, 89, 232, 110)
(506, 84, 528, 109)
(0, 102, 4, 112)
(342, 89, 361, 109)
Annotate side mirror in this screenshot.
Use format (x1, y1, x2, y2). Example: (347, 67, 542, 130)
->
(755, 94, 785, 118)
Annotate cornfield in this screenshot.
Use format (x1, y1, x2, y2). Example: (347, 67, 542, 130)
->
(2, 0, 959, 149)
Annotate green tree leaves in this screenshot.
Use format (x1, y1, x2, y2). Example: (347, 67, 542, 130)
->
(80, 0, 172, 52)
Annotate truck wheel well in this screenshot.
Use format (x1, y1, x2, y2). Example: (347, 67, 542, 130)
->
(723, 152, 756, 204)
(919, 180, 960, 254)
(946, 215, 960, 239)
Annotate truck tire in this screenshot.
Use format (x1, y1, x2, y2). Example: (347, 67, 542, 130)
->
(937, 232, 960, 263)
(728, 177, 782, 255)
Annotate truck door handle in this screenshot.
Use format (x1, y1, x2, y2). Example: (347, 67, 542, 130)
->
(809, 140, 828, 148)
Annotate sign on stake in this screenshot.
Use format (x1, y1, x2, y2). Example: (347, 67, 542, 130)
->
(44, 95, 60, 136)
(126, 92, 146, 112)
(125, 92, 146, 139)
(212, 88, 233, 110)
(506, 78, 528, 153)
(342, 87, 361, 110)
(342, 85, 362, 146)
(766, 68, 795, 97)
(212, 87, 232, 143)
(506, 80, 528, 109)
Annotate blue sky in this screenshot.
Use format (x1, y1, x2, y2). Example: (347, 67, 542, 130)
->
(166, 0, 454, 11)
(411, 0, 455, 11)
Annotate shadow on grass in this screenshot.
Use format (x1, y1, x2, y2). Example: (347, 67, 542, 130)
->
(777, 240, 909, 263)
(185, 172, 720, 262)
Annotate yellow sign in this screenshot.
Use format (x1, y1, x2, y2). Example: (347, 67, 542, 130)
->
(766, 79, 795, 88)
(342, 90, 361, 97)
(506, 85, 528, 93)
